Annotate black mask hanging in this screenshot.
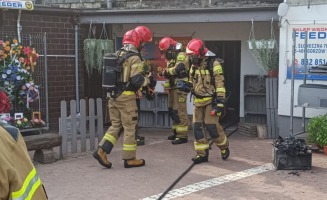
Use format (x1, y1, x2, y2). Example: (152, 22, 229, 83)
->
(190, 55, 200, 65)
(165, 51, 178, 60)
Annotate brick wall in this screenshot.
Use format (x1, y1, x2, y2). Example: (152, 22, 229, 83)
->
(48, 0, 282, 9)
(0, 9, 88, 130)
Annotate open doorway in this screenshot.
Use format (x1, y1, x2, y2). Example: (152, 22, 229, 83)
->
(205, 41, 241, 123)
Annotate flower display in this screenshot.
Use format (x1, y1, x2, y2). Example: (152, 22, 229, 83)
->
(0, 116, 30, 129)
(0, 38, 43, 129)
(0, 91, 11, 113)
(30, 118, 46, 128)
(0, 38, 39, 106)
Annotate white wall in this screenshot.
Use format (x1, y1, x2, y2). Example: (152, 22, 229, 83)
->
(278, 4, 327, 118)
(112, 22, 275, 116)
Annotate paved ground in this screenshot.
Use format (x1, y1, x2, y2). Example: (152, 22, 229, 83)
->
(32, 127, 327, 200)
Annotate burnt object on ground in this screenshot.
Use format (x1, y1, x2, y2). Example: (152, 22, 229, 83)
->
(273, 136, 312, 170)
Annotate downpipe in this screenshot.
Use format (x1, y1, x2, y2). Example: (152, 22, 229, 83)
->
(107, 0, 112, 9)
(17, 10, 22, 43)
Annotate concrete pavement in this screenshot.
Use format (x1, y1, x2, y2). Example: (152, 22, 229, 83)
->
(33, 128, 327, 200)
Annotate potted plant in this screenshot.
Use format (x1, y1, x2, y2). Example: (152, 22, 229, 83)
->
(248, 39, 279, 77)
(307, 114, 327, 154)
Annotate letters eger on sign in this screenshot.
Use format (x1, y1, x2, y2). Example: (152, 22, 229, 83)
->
(0, 0, 34, 10)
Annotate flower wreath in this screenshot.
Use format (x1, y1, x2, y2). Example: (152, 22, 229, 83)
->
(0, 38, 39, 107)
(0, 90, 11, 113)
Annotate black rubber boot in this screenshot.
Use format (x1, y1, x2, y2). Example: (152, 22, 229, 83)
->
(221, 147, 230, 160)
(168, 130, 176, 140)
(136, 135, 145, 146)
(192, 149, 209, 164)
(172, 137, 188, 145)
(124, 159, 145, 168)
(168, 134, 176, 140)
(93, 148, 112, 168)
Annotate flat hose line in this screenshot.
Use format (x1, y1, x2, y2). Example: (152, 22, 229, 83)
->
(157, 121, 239, 200)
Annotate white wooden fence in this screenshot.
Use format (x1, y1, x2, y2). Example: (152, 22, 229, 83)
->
(59, 98, 104, 158)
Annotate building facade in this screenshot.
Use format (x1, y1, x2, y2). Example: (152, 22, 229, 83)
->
(1, 0, 282, 130)
(278, 0, 327, 137)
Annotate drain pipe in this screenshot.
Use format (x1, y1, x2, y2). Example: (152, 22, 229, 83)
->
(43, 33, 49, 129)
(107, 0, 112, 9)
(17, 10, 22, 43)
(75, 23, 80, 112)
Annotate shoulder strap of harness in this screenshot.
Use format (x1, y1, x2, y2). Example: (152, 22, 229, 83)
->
(118, 50, 141, 65)
(207, 57, 215, 85)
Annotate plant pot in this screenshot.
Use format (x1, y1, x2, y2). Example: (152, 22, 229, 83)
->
(248, 40, 276, 50)
(268, 69, 279, 77)
(324, 146, 327, 155)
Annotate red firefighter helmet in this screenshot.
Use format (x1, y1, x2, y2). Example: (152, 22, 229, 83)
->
(122, 29, 142, 48)
(134, 26, 152, 43)
(186, 38, 208, 56)
(158, 37, 177, 52)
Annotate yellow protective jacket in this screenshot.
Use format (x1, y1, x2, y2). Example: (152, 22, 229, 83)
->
(189, 57, 226, 107)
(116, 45, 150, 100)
(163, 52, 190, 89)
(0, 123, 48, 200)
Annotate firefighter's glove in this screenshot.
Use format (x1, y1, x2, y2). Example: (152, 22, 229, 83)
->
(210, 97, 225, 117)
(141, 86, 155, 101)
(145, 89, 155, 101)
(141, 75, 156, 101)
(159, 69, 169, 78)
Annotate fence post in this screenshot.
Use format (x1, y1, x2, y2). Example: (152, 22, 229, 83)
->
(97, 98, 104, 139)
(80, 99, 87, 152)
(70, 100, 77, 153)
(60, 98, 104, 155)
(89, 99, 95, 151)
(266, 77, 279, 139)
(60, 101, 68, 158)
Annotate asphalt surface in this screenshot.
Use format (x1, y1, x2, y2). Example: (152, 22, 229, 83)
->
(32, 128, 327, 200)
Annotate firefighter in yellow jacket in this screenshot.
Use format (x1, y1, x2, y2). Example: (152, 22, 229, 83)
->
(93, 28, 155, 168)
(186, 38, 230, 164)
(0, 121, 48, 200)
(158, 37, 190, 144)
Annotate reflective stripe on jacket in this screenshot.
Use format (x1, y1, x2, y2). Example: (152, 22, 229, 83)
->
(12, 167, 42, 200)
(0, 125, 48, 200)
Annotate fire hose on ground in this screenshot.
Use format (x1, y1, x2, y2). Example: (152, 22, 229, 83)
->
(157, 121, 239, 200)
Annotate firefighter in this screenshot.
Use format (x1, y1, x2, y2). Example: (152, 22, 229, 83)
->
(93, 28, 155, 168)
(186, 38, 230, 164)
(0, 121, 48, 200)
(134, 25, 154, 146)
(158, 37, 190, 144)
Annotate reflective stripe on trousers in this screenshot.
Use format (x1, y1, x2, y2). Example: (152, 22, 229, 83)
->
(194, 142, 209, 151)
(12, 167, 41, 200)
(175, 125, 188, 133)
(123, 143, 137, 151)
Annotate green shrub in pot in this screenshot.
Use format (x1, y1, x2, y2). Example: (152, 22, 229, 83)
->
(307, 114, 327, 146)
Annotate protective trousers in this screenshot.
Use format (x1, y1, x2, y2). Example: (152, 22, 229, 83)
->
(168, 89, 189, 138)
(193, 103, 229, 157)
(98, 93, 138, 160)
